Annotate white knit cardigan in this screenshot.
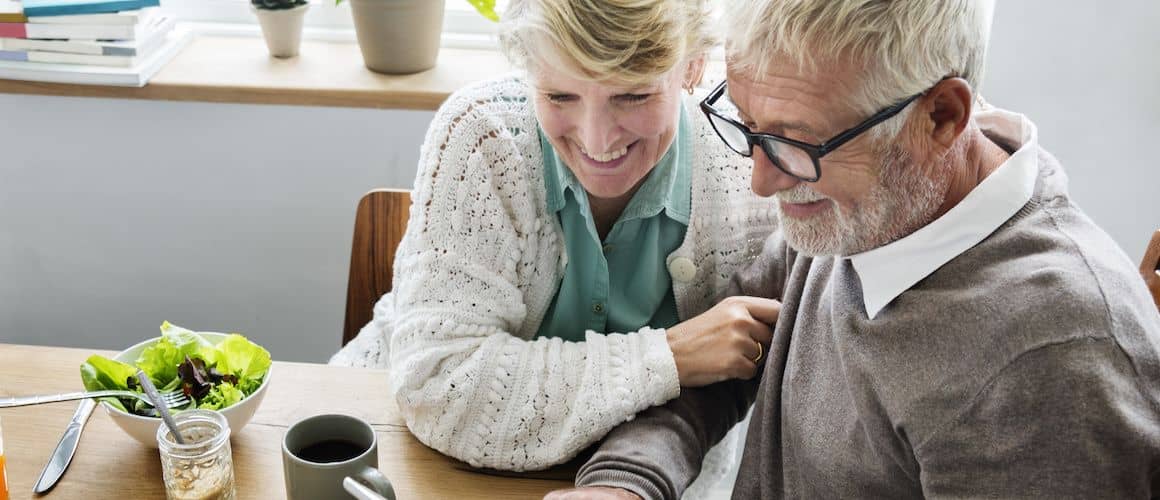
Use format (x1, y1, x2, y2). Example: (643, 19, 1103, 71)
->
(332, 76, 776, 488)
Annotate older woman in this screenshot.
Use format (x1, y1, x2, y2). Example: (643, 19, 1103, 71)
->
(331, 0, 778, 493)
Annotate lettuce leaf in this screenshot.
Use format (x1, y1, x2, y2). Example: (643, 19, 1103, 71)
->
(160, 320, 215, 358)
(213, 334, 271, 388)
(198, 383, 245, 410)
(134, 338, 182, 387)
(79, 355, 138, 412)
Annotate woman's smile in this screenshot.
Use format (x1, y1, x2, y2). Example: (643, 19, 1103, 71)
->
(577, 141, 637, 170)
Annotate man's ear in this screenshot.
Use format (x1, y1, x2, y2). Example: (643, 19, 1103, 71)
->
(684, 55, 707, 90)
(922, 77, 973, 149)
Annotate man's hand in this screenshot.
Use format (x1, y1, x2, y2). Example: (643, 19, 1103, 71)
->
(665, 296, 781, 387)
(544, 486, 644, 500)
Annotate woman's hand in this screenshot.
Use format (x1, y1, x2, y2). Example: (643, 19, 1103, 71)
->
(665, 296, 781, 387)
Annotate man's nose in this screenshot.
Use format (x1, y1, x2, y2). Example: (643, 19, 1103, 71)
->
(751, 144, 799, 197)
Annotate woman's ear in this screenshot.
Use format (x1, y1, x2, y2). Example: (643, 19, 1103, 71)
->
(684, 55, 707, 92)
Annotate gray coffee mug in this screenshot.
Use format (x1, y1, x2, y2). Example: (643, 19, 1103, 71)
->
(282, 414, 395, 500)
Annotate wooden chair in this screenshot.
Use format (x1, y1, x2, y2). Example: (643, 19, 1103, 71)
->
(1142, 229, 1160, 311)
(344, 189, 412, 346)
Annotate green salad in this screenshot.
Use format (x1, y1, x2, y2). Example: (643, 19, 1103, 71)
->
(80, 321, 271, 417)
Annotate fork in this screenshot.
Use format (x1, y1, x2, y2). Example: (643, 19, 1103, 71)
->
(0, 389, 190, 409)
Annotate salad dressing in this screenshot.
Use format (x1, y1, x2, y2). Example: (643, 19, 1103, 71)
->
(158, 410, 236, 500)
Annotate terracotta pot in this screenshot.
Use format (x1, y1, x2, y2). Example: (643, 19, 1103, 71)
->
(349, 0, 445, 74)
(253, 3, 310, 58)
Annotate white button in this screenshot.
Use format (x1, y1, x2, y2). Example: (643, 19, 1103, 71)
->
(668, 257, 697, 283)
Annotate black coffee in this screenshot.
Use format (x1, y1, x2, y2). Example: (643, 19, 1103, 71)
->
(296, 439, 366, 463)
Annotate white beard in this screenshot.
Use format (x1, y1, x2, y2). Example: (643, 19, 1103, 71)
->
(776, 144, 949, 257)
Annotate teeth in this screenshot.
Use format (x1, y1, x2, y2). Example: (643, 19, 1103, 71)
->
(579, 144, 629, 162)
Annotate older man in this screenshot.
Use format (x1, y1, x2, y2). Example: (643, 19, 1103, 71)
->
(548, 1, 1160, 499)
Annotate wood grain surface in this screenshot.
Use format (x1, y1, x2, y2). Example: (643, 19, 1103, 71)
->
(0, 35, 513, 110)
(0, 343, 575, 499)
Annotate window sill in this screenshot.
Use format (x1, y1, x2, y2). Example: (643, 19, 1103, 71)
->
(0, 31, 513, 110)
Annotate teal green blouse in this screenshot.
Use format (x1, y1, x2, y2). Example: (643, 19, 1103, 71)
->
(535, 107, 692, 341)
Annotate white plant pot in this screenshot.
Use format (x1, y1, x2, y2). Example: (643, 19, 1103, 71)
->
(350, 0, 445, 74)
(253, 3, 310, 58)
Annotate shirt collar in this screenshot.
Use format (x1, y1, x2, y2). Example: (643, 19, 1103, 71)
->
(540, 105, 691, 224)
(541, 129, 570, 213)
(849, 104, 1040, 319)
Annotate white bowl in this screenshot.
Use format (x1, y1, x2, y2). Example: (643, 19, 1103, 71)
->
(102, 332, 271, 447)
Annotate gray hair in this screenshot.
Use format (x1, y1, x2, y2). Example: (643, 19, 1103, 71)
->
(723, 0, 991, 139)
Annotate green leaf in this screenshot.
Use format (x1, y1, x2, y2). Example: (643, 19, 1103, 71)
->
(134, 337, 182, 387)
(160, 321, 215, 358)
(465, 0, 499, 22)
(198, 383, 245, 411)
(79, 355, 138, 412)
(213, 334, 272, 381)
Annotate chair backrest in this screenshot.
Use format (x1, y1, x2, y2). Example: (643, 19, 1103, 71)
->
(1142, 229, 1160, 312)
(344, 189, 412, 346)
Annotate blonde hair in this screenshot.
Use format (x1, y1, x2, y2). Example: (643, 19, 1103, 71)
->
(723, 0, 989, 137)
(500, 0, 715, 86)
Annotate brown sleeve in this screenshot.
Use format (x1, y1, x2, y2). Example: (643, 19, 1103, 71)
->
(575, 377, 762, 500)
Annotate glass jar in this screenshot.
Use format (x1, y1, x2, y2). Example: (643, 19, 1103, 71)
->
(156, 410, 237, 500)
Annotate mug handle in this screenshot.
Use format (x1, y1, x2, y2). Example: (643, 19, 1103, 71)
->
(343, 467, 396, 500)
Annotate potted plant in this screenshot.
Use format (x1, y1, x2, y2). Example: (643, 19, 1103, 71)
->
(337, 0, 498, 74)
(251, 0, 310, 58)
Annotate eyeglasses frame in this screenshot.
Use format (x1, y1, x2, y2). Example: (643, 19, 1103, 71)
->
(699, 79, 924, 182)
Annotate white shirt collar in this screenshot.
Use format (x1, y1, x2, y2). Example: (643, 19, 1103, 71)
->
(848, 104, 1040, 319)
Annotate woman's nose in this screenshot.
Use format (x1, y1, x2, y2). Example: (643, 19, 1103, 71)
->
(578, 107, 620, 155)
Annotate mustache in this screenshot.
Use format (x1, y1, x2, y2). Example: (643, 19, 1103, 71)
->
(775, 185, 828, 204)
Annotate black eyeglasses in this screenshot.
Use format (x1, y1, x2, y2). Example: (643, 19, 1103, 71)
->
(699, 80, 923, 182)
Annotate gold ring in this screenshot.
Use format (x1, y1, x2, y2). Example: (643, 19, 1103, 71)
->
(751, 343, 763, 363)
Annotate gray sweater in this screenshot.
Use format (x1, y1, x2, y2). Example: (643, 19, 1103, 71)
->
(575, 149, 1160, 498)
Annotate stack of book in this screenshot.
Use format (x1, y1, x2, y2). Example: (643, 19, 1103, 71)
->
(0, 0, 191, 86)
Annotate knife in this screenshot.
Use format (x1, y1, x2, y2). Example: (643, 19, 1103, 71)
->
(33, 399, 95, 495)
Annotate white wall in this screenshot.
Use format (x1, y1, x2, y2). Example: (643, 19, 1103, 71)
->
(0, 97, 433, 361)
(984, 1, 1160, 265)
(1, 1, 1157, 362)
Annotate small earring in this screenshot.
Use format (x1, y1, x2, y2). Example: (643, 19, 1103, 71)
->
(684, 85, 694, 95)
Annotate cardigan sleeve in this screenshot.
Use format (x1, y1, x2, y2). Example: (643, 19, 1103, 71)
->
(385, 79, 682, 471)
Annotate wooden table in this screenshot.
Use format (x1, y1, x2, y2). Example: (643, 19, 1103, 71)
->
(0, 343, 576, 499)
